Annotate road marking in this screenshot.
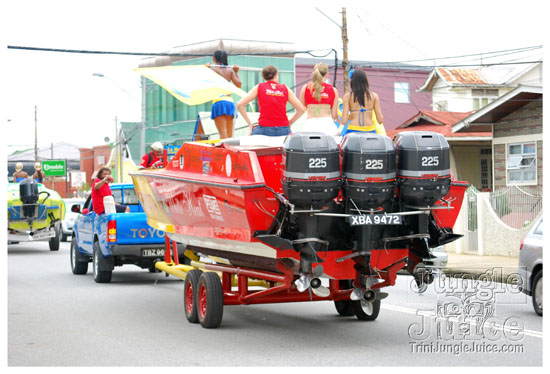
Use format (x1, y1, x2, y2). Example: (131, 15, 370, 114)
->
(382, 303, 543, 339)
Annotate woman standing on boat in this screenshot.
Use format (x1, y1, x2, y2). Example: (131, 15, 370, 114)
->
(341, 69, 384, 134)
(299, 62, 339, 135)
(237, 65, 305, 136)
(206, 50, 242, 139)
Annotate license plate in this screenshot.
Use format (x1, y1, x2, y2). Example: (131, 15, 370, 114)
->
(142, 249, 165, 257)
(349, 214, 402, 226)
(32, 230, 55, 240)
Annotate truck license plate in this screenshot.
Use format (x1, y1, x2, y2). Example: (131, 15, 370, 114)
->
(142, 249, 165, 257)
(349, 214, 402, 226)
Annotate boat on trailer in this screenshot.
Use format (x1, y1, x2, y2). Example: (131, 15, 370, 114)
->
(130, 131, 467, 328)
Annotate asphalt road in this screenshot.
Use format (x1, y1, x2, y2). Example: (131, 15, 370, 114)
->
(8, 241, 542, 366)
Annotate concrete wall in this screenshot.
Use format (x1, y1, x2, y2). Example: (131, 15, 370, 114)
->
(448, 191, 539, 257)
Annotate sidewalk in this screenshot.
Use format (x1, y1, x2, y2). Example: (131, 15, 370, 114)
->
(443, 252, 520, 284)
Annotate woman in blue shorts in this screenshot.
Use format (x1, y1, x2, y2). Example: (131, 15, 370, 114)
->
(206, 50, 242, 139)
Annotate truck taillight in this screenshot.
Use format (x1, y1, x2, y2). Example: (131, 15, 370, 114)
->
(107, 220, 117, 243)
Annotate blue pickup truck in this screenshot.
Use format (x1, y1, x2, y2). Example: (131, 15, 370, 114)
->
(69, 183, 167, 283)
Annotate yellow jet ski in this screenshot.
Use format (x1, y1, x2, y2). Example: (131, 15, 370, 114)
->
(7, 179, 65, 251)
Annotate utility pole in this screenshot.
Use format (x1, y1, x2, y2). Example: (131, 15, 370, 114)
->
(34, 106, 38, 162)
(342, 7, 350, 93)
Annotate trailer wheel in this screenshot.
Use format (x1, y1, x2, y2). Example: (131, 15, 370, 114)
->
(93, 241, 112, 283)
(353, 299, 381, 321)
(49, 225, 60, 251)
(183, 269, 203, 323)
(70, 237, 88, 275)
(334, 280, 354, 316)
(197, 272, 224, 328)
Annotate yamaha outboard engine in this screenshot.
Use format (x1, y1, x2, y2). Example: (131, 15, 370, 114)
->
(341, 133, 396, 211)
(394, 131, 451, 207)
(282, 132, 341, 209)
(19, 179, 39, 218)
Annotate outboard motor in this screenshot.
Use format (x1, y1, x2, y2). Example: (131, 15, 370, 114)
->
(282, 132, 341, 209)
(394, 131, 451, 207)
(341, 133, 396, 211)
(19, 179, 39, 218)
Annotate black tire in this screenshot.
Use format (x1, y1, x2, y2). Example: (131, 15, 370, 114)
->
(70, 237, 88, 275)
(183, 269, 203, 324)
(353, 298, 381, 321)
(62, 233, 68, 242)
(93, 241, 112, 283)
(532, 270, 542, 316)
(334, 280, 354, 316)
(49, 225, 60, 251)
(197, 272, 224, 328)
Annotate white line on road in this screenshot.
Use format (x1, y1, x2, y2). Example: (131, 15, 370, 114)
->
(382, 303, 543, 339)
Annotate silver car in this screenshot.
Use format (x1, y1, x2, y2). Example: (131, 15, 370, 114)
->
(518, 215, 543, 316)
(61, 198, 85, 242)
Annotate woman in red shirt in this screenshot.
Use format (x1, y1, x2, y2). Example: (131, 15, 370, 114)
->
(237, 65, 305, 136)
(299, 62, 339, 135)
(91, 167, 129, 215)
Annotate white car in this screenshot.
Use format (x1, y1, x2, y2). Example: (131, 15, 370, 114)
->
(61, 198, 85, 241)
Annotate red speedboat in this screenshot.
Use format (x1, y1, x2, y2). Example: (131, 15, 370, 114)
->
(131, 131, 467, 328)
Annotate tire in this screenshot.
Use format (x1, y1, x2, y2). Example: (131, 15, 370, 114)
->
(197, 272, 224, 328)
(183, 269, 203, 324)
(62, 233, 68, 242)
(532, 270, 542, 316)
(334, 280, 354, 316)
(353, 298, 381, 321)
(49, 225, 60, 251)
(93, 241, 112, 283)
(70, 237, 88, 275)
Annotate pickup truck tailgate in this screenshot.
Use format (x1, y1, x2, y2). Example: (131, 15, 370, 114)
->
(108, 212, 165, 245)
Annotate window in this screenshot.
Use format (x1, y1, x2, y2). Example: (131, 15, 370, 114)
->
(123, 188, 139, 205)
(97, 155, 105, 165)
(394, 82, 410, 103)
(534, 219, 543, 235)
(507, 142, 537, 184)
(111, 189, 123, 204)
(472, 88, 499, 110)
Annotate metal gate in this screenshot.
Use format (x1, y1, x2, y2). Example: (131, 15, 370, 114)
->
(465, 186, 479, 254)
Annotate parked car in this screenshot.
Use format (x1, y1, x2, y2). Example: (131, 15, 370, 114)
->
(61, 198, 85, 241)
(425, 245, 448, 269)
(518, 215, 543, 316)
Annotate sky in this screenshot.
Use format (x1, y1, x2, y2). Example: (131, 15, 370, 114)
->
(2, 0, 546, 154)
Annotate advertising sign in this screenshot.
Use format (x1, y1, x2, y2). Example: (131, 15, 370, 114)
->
(70, 171, 86, 188)
(42, 160, 66, 177)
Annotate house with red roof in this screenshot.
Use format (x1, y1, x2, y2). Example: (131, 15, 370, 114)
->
(387, 110, 493, 190)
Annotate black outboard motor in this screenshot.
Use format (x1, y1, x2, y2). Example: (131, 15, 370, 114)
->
(19, 179, 39, 218)
(394, 131, 451, 207)
(282, 133, 341, 209)
(341, 133, 396, 211)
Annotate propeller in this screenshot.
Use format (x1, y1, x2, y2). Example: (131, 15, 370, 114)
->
(294, 264, 330, 297)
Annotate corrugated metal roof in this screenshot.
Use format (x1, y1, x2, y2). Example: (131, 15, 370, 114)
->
(418, 62, 541, 91)
(399, 110, 473, 128)
(437, 68, 487, 85)
(388, 110, 490, 139)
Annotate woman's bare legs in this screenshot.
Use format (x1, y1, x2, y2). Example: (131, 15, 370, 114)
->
(213, 115, 234, 139)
